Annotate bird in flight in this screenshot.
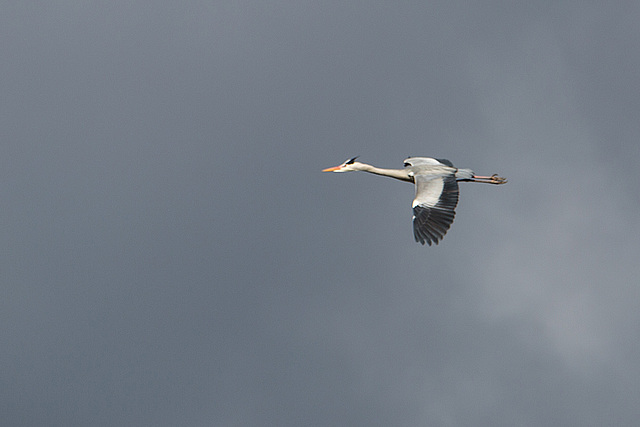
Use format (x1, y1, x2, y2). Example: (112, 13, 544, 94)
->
(323, 156, 507, 245)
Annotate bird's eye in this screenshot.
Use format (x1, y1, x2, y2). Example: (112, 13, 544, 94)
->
(403, 162, 411, 167)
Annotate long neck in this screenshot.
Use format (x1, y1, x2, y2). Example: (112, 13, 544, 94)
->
(357, 163, 413, 182)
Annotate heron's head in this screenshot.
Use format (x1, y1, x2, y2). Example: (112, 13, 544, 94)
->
(322, 156, 361, 172)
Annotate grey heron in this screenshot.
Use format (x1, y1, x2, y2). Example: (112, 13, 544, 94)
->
(322, 156, 507, 245)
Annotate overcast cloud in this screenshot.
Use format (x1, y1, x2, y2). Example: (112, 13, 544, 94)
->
(2, 1, 640, 426)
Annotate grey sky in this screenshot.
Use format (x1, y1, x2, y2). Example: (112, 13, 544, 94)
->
(2, 1, 640, 426)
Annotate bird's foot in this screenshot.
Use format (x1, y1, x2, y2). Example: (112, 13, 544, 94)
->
(490, 174, 508, 184)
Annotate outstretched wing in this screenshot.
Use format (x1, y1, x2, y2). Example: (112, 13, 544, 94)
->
(412, 173, 459, 245)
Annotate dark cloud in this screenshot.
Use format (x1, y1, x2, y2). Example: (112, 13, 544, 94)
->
(2, 1, 639, 425)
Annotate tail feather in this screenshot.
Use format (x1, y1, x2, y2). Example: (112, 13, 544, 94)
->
(455, 168, 474, 181)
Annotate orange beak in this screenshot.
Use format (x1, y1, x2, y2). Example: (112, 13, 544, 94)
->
(322, 165, 342, 172)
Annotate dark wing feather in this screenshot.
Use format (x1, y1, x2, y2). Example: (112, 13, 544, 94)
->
(435, 158, 454, 167)
(412, 174, 459, 245)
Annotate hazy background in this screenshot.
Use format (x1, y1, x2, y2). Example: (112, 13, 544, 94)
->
(2, 1, 640, 426)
